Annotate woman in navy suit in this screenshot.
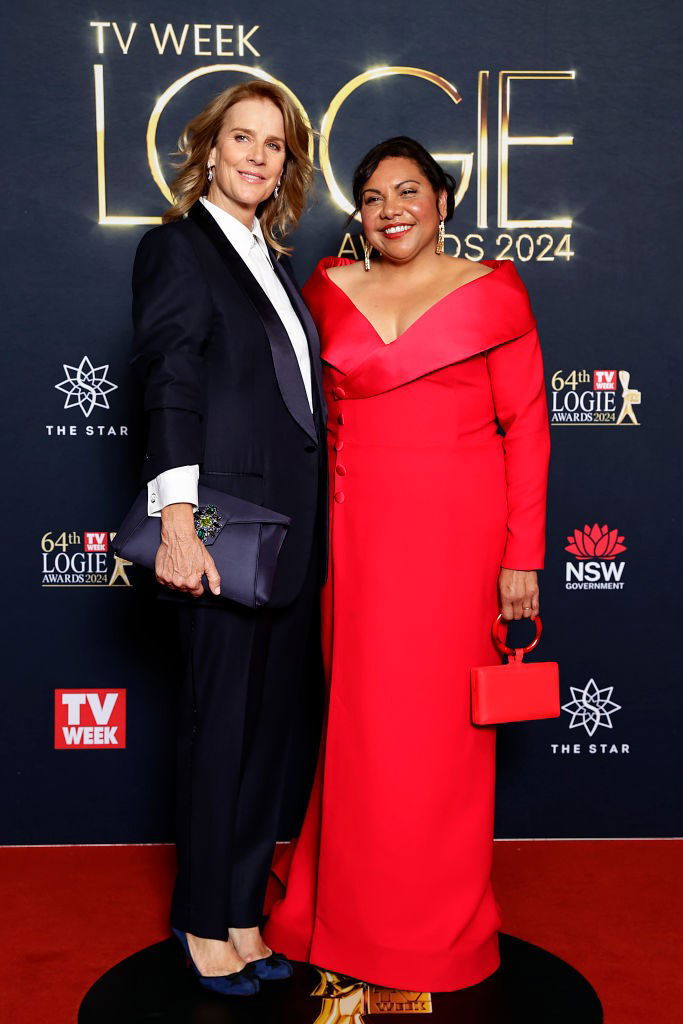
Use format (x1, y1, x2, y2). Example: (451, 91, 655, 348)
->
(131, 81, 326, 995)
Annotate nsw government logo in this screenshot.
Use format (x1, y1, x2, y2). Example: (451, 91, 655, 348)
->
(54, 690, 126, 749)
(551, 678, 629, 756)
(41, 531, 133, 586)
(550, 368, 641, 426)
(565, 523, 627, 590)
(47, 355, 127, 437)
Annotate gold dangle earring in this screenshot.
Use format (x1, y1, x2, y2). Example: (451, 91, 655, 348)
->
(362, 238, 373, 272)
(436, 219, 445, 254)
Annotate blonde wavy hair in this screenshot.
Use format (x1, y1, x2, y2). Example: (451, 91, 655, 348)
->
(163, 80, 313, 255)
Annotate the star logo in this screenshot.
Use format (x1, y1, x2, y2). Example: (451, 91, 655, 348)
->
(55, 356, 118, 418)
(561, 678, 622, 736)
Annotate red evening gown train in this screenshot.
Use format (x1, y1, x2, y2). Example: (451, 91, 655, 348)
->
(265, 257, 550, 991)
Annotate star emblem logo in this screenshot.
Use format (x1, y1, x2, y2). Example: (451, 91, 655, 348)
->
(561, 678, 622, 736)
(55, 356, 118, 418)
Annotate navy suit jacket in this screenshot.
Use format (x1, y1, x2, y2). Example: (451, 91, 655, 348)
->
(131, 201, 327, 606)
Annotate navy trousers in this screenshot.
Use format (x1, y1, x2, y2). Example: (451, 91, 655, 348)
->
(170, 549, 321, 937)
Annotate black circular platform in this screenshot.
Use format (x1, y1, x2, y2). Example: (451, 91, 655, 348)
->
(79, 933, 602, 1023)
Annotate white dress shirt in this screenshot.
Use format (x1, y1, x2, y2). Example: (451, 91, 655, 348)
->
(147, 196, 313, 516)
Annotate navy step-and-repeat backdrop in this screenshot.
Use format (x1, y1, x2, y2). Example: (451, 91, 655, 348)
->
(2, 0, 681, 843)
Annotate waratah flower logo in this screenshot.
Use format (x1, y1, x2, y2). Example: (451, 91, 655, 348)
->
(55, 356, 118, 418)
(565, 523, 626, 561)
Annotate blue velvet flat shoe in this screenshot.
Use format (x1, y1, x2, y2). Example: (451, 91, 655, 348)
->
(172, 928, 260, 996)
(248, 951, 294, 981)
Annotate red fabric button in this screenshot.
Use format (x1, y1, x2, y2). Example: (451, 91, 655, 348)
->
(336, 465, 347, 476)
(333, 386, 346, 400)
(334, 491, 345, 503)
(334, 440, 344, 452)
(337, 413, 345, 425)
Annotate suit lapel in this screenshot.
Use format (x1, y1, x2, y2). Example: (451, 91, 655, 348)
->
(188, 203, 318, 444)
(271, 255, 325, 414)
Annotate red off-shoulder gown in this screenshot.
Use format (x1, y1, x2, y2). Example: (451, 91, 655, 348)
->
(265, 258, 550, 991)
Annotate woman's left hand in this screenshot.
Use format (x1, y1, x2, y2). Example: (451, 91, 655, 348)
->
(498, 568, 539, 620)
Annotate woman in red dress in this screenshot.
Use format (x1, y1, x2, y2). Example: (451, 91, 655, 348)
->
(265, 137, 550, 992)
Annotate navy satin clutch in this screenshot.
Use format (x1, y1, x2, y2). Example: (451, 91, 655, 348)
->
(113, 485, 290, 608)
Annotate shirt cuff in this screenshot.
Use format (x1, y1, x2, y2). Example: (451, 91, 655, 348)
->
(147, 465, 199, 517)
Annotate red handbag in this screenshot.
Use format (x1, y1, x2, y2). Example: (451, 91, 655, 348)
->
(471, 614, 560, 726)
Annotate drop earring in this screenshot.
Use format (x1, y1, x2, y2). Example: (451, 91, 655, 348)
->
(436, 219, 445, 254)
(207, 166, 214, 183)
(362, 239, 372, 272)
(273, 178, 281, 199)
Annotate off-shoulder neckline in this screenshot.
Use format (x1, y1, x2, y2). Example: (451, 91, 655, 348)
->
(317, 258, 510, 346)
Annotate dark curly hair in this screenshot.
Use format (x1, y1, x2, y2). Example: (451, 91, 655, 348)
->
(351, 136, 457, 221)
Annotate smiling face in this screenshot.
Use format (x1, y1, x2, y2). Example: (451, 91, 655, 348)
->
(207, 97, 287, 224)
(360, 156, 447, 265)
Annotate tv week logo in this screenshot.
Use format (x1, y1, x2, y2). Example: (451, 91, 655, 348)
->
(54, 690, 126, 749)
(593, 370, 617, 391)
(84, 531, 108, 553)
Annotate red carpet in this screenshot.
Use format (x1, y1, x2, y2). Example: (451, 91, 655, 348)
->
(1, 840, 680, 1023)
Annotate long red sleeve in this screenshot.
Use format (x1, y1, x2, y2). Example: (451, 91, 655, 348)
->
(485, 326, 550, 569)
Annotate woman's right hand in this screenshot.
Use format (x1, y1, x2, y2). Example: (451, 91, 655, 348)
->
(156, 503, 221, 597)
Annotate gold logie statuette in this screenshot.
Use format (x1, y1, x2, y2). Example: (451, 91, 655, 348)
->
(616, 369, 641, 426)
(312, 970, 432, 1023)
(107, 532, 133, 586)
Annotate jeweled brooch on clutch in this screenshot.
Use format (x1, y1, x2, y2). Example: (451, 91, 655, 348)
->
(194, 505, 223, 542)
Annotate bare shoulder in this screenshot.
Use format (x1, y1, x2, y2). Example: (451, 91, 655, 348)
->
(447, 256, 494, 285)
(326, 260, 364, 286)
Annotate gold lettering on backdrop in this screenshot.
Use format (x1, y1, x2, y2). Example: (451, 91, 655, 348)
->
(90, 22, 137, 54)
(90, 22, 110, 54)
(338, 233, 361, 259)
(319, 67, 473, 220)
(216, 25, 234, 56)
(94, 65, 161, 225)
(146, 66, 313, 205)
(461, 233, 485, 260)
(498, 70, 575, 228)
(477, 71, 489, 228)
(149, 23, 190, 55)
(193, 25, 212, 57)
(145, 23, 259, 56)
(238, 25, 261, 56)
(92, 54, 575, 246)
(111, 22, 137, 54)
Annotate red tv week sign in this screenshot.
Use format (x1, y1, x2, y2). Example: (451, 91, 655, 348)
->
(54, 689, 126, 749)
(84, 531, 108, 552)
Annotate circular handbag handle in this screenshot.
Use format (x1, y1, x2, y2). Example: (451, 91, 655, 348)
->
(492, 613, 543, 656)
